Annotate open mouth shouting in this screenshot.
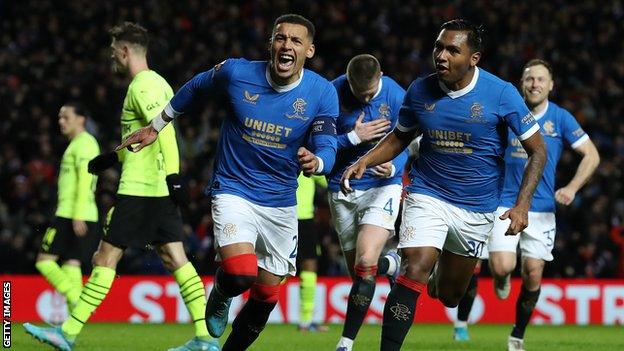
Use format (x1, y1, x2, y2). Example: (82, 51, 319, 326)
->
(436, 63, 449, 75)
(276, 53, 295, 72)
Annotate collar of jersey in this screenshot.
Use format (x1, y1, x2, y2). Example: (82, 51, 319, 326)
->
(438, 67, 479, 99)
(532, 100, 549, 120)
(265, 65, 304, 93)
(371, 77, 383, 100)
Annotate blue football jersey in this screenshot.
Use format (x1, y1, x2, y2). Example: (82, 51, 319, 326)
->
(500, 101, 588, 212)
(397, 67, 539, 213)
(165, 58, 338, 207)
(327, 75, 409, 192)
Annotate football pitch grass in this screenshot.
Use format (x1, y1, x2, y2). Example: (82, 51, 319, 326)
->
(14, 323, 623, 350)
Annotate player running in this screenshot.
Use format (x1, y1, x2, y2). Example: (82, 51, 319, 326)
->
(488, 59, 600, 351)
(329, 54, 405, 351)
(341, 19, 547, 350)
(34, 102, 100, 318)
(24, 22, 218, 351)
(117, 14, 338, 351)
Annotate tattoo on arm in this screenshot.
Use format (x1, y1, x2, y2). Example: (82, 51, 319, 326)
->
(516, 143, 546, 208)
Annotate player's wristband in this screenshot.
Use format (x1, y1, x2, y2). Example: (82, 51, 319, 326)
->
(151, 114, 169, 132)
(347, 130, 362, 145)
(388, 164, 396, 178)
(314, 156, 324, 174)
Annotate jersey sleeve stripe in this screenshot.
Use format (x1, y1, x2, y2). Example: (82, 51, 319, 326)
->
(164, 103, 182, 118)
(571, 134, 590, 149)
(518, 124, 540, 141)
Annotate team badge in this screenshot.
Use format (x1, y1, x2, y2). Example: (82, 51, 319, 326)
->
(378, 103, 390, 119)
(223, 223, 237, 237)
(390, 303, 411, 321)
(243, 90, 259, 104)
(351, 293, 372, 307)
(285, 98, 308, 120)
(424, 103, 436, 112)
(467, 102, 486, 123)
(542, 120, 558, 136)
(400, 226, 416, 241)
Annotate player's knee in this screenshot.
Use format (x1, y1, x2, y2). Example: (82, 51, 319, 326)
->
(158, 250, 188, 272)
(218, 253, 258, 296)
(489, 257, 514, 278)
(91, 250, 118, 269)
(521, 269, 542, 289)
(36, 253, 57, 263)
(355, 250, 379, 269)
(403, 261, 432, 282)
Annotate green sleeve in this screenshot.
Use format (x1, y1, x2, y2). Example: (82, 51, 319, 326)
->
(131, 84, 166, 123)
(130, 80, 179, 175)
(157, 122, 180, 175)
(73, 139, 99, 219)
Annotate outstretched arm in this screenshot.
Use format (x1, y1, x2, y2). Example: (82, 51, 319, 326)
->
(117, 66, 223, 152)
(340, 127, 415, 193)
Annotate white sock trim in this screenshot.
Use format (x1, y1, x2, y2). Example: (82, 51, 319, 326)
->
(385, 254, 397, 276)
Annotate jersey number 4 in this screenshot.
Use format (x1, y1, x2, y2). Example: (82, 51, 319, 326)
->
(383, 198, 394, 215)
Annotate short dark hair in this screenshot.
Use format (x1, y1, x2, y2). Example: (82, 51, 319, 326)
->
(109, 22, 149, 49)
(347, 54, 381, 88)
(523, 59, 553, 78)
(273, 14, 315, 40)
(63, 101, 90, 119)
(440, 19, 483, 53)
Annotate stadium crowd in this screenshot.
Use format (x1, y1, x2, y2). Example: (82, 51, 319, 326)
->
(1, 0, 623, 278)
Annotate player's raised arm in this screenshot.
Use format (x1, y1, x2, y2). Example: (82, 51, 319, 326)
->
(117, 61, 232, 153)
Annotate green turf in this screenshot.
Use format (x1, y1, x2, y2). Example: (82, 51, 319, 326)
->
(14, 323, 623, 350)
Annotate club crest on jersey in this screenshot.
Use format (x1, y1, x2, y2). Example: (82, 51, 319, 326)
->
(467, 102, 486, 123)
(222, 223, 237, 237)
(285, 98, 308, 120)
(243, 90, 259, 104)
(378, 103, 390, 119)
(424, 102, 436, 112)
(542, 120, 558, 136)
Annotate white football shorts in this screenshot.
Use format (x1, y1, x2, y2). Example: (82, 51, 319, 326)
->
(328, 184, 402, 251)
(399, 193, 494, 258)
(212, 193, 298, 276)
(488, 206, 556, 261)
